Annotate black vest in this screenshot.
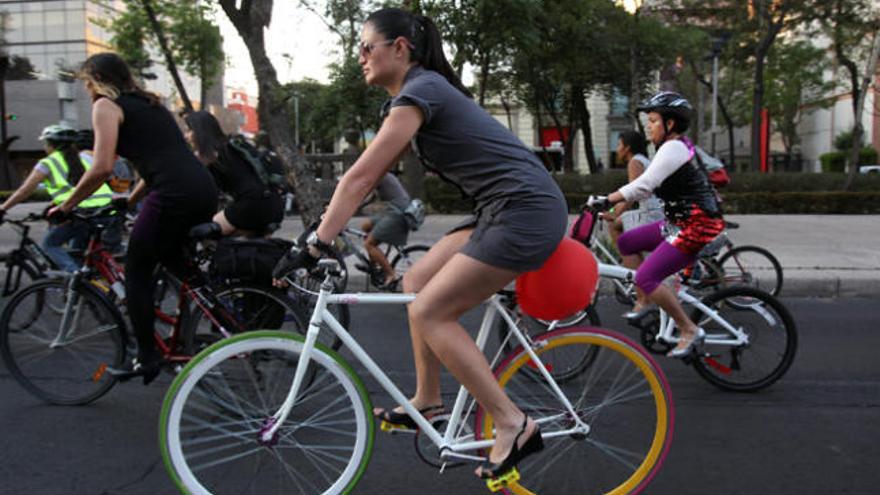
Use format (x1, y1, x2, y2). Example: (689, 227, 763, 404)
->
(654, 138, 721, 220)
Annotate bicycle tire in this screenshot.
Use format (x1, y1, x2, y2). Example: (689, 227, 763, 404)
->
(0, 278, 126, 405)
(389, 244, 430, 282)
(683, 257, 726, 297)
(475, 327, 674, 494)
(716, 245, 783, 298)
(3, 258, 43, 297)
(689, 286, 797, 392)
(494, 299, 602, 383)
(183, 285, 322, 353)
(160, 331, 374, 495)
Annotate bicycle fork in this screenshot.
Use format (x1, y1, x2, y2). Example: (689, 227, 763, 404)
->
(51, 275, 85, 348)
(259, 277, 332, 443)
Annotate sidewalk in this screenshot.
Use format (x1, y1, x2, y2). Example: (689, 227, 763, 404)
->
(2, 202, 877, 298)
(274, 213, 880, 298)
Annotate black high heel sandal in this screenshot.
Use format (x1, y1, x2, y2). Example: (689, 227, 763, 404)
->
(374, 404, 446, 431)
(478, 415, 544, 479)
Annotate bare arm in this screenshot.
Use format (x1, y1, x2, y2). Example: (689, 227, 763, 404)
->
(610, 157, 648, 217)
(128, 179, 148, 206)
(0, 168, 49, 212)
(610, 141, 690, 204)
(314, 106, 423, 244)
(58, 98, 122, 212)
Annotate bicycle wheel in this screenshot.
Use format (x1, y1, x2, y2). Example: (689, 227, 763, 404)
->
(3, 259, 43, 296)
(184, 285, 328, 352)
(390, 244, 429, 281)
(689, 286, 797, 392)
(494, 300, 602, 383)
(476, 327, 673, 494)
(717, 245, 783, 298)
(160, 331, 374, 495)
(682, 257, 726, 297)
(0, 279, 126, 405)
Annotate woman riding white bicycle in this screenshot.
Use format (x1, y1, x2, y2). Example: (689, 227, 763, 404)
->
(273, 7, 567, 480)
(599, 91, 725, 357)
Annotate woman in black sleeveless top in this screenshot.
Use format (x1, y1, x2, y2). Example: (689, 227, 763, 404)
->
(52, 53, 217, 384)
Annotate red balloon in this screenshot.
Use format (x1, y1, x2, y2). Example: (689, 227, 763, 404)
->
(515, 237, 599, 321)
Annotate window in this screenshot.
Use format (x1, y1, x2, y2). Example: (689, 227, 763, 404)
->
(4, 11, 25, 43)
(65, 9, 85, 39)
(23, 12, 46, 43)
(45, 11, 66, 41)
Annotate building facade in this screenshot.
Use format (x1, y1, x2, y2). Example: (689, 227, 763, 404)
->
(0, 0, 221, 185)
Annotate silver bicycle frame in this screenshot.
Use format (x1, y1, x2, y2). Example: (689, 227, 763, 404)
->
(262, 270, 590, 462)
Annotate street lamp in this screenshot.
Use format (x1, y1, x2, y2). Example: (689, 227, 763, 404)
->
(709, 33, 731, 154)
(621, 0, 644, 128)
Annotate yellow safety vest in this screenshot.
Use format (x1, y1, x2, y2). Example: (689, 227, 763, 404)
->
(39, 150, 113, 208)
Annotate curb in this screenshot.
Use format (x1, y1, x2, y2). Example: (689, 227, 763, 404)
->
(345, 272, 879, 299)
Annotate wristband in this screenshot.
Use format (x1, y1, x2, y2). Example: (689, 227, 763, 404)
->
(306, 231, 334, 254)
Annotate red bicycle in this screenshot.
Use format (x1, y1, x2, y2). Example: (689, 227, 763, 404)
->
(0, 205, 310, 405)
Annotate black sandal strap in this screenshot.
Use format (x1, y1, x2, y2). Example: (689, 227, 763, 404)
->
(376, 404, 445, 429)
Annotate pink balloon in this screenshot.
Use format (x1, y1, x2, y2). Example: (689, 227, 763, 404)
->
(515, 238, 599, 321)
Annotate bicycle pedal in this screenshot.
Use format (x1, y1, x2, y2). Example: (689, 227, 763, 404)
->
(485, 467, 521, 492)
(379, 420, 416, 434)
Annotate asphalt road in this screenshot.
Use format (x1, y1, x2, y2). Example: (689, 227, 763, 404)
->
(0, 295, 877, 495)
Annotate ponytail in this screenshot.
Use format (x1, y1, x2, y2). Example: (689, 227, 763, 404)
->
(56, 142, 86, 186)
(366, 8, 472, 98)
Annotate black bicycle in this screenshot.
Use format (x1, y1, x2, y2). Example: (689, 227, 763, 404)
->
(1, 213, 59, 297)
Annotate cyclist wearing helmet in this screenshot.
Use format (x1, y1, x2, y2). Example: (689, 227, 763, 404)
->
(0, 124, 114, 271)
(600, 91, 724, 357)
(51, 53, 217, 384)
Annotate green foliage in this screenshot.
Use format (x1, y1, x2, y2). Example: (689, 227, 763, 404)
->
(164, 2, 224, 90)
(833, 129, 854, 151)
(722, 192, 880, 214)
(93, 1, 223, 91)
(424, 171, 880, 213)
(763, 40, 835, 151)
(819, 148, 878, 172)
(279, 78, 339, 151)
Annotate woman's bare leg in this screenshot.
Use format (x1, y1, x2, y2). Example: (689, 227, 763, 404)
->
(406, 252, 538, 476)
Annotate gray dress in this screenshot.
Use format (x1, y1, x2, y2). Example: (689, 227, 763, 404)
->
(383, 67, 567, 272)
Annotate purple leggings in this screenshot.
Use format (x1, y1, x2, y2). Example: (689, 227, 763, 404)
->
(617, 220, 695, 295)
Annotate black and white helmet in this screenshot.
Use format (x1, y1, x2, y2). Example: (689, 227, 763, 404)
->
(38, 124, 77, 144)
(637, 91, 693, 133)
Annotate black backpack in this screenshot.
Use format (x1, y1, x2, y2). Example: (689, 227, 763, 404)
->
(228, 136, 288, 195)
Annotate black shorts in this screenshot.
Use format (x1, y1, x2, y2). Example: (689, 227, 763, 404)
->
(224, 193, 284, 234)
(448, 194, 567, 272)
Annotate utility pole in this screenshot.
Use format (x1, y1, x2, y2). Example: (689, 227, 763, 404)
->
(0, 54, 11, 189)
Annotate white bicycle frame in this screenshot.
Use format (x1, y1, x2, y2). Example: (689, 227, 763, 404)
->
(261, 263, 591, 464)
(597, 262, 752, 348)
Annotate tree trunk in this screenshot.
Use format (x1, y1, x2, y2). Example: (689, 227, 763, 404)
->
(140, 0, 193, 112)
(477, 53, 491, 107)
(501, 97, 513, 131)
(844, 30, 880, 190)
(219, 0, 323, 225)
(750, 10, 784, 171)
(574, 87, 598, 174)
